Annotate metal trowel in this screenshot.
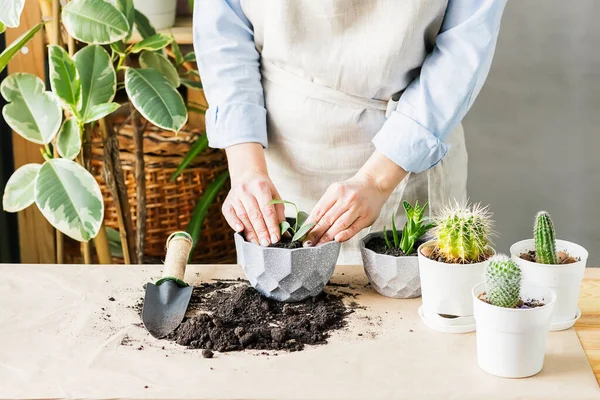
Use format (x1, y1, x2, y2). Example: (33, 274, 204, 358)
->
(142, 231, 194, 338)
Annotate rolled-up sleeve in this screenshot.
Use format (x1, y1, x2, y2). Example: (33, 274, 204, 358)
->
(373, 0, 508, 173)
(193, 0, 267, 149)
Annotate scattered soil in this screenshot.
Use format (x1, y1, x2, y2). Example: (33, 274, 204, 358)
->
(365, 236, 424, 257)
(519, 250, 578, 265)
(268, 237, 303, 249)
(419, 244, 492, 264)
(478, 293, 545, 309)
(167, 282, 352, 353)
(201, 349, 214, 358)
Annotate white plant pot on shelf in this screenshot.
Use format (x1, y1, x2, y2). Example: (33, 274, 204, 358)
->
(510, 239, 587, 331)
(133, 0, 177, 30)
(417, 240, 494, 333)
(472, 283, 556, 378)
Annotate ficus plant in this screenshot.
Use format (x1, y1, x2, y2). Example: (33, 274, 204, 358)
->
(268, 199, 316, 242)
(383, 200, 435, 255)
(1, 0, 199, 244)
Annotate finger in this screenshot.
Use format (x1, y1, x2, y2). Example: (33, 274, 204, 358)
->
(222, 202, 244, 233)
(316, 209, 360, 245)
(255, 189, 281, 244)
(334, 216, 368, 243)
(305, 201, 346, 246)
(240, 195, 271, 246)
(233, 201, 258, 245)
(305, 189, 337, 226)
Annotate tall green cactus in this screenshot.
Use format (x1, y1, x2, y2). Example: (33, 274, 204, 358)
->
(485, 255, 522, 308)
(534, 211, 558, 264)
(433, 201, 494, 263)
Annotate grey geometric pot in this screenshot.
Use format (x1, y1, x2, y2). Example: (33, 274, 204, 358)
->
(234, 233, 341, 302)
(360, 231, 422, 299)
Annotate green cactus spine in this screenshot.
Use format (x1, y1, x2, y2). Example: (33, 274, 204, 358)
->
(534, 211, 558, 264)
(433, 201, 494, 263)
(485, 255, 522, 308)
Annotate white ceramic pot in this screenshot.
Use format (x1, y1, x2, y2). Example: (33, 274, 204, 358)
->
(510, 239, 587, 330)
(472, 283, 556, 378)
(133, 0, 177, 30)
(418, 240, 493, 318)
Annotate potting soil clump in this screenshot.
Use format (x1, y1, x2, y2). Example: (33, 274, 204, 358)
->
(168, 282, 352, 352)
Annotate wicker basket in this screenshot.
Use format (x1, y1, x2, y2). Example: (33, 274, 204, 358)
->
(66, 120, 235, 264)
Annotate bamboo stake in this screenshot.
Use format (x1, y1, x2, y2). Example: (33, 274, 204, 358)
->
(131, 105, 147, 264)
(94, 223, 112, 264)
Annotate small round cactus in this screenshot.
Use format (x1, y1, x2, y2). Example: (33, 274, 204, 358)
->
(534, 211, 558, 264)
(485, 255, 522, 308)
(433, 201, 494, 263)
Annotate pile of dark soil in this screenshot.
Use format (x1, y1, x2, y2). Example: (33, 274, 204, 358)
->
(365, 236, 424, 257)
(167, 282, 352, 353)
(519, 250, 578, 264)
(268, 237, 302, 249)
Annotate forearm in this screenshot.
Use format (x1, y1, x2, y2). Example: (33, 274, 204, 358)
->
(225, 143, 268, 184)
(356, 151, 408, 196)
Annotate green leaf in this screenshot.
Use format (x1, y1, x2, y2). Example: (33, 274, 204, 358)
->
(382, 226, 392, 249)
(125, 68, 187, 132)
(279, 220, 291, 236)
(104, 226, 124, 258)
(183, 51, 196, 63)
(1, 73, 62, 145)
(2, 163, 41, 212)
(293, 222, 315, 242)
(171, 37, 184, 66)
(186, 170, 230, 259)
(110, 41, 126, 56)
(74, 45, 117, 121)
(188, 0, 194, 12)
(134, 9, 157, 40)
(62, 0, 129, 45)
(130, 33, 172, 53)
(0, 0, 25, 28)
(296, 211, 309, 231)
(35, 158, 104, 242)
(139, 51, 180, 87)
(0, 22, 5, 33)
(56, 118, 81, 160)
(116, 0, 134, 39)
(391, 212, 399, 247)
(169, 134, 208, 181)
(181, 78, 203, 89)
(48, 45, 81, 110)
(84, 102, 120, 123)
(268, 199, 300, 227)
(0, 22, 44, 74)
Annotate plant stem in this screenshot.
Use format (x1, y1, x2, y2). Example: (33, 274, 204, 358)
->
(93, 222, 112, 264)
(131, 103, 147, 264)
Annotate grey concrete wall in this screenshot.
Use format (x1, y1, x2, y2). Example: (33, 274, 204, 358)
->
(464, 1, 600, 265)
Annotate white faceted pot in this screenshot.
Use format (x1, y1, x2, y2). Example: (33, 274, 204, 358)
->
(510, 239, 587, 330)
(418, 240, 493, 318)
(234, 233, 341, 302)
(133, 0, 177, 30)
(472, 283, 556, 378)
(360, 232, 421, 299)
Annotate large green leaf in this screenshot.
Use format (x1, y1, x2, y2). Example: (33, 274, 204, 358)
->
(125, 68, 187, 132)
(34, 158, 104, 242)
(116, 0, 134, 39)
(139, 51, 180, 87)
(1, 73, 62, 144)
(130, 33, 172, 53)
(0, 22, 44, 74)
(133, 9, 157, 40)
(56, 118, 81, 160)
(181, 79, 203, 90)
(62, 0, 129, 44)
(74, 45, 117, 121)
(2, 163, 41, 212)
(186, 170, 229, 260)
(171, 37, 184, 66)
(48, 45, 81, 110)
(183, 51, 196, 63)
(169, 134, 208, 181)
(0, 0, 25, 28)
(84, 102, 120, 123)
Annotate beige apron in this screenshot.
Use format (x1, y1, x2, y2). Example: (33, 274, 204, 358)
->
(241, 0, 468, 264)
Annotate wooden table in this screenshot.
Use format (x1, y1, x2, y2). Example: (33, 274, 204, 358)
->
(576, 268, 600, 384)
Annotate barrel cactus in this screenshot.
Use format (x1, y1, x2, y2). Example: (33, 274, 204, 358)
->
(534, 211, 558, 264)
(433, 201, 494, 263)
(485, 255, 522, 308)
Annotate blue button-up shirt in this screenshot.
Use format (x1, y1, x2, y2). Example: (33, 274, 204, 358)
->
(193, 0, 507, 173)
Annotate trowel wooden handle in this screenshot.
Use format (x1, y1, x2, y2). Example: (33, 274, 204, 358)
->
(157, 232, 193, 287)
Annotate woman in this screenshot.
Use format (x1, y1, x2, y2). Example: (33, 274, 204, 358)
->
(194, 0, 507, 264)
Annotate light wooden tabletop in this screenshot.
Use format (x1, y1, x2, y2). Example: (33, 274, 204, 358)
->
(576, 268, 600, 385)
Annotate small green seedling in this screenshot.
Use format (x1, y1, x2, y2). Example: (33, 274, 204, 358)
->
(268, 199, 315, 242)
(383, 200, 435, 255)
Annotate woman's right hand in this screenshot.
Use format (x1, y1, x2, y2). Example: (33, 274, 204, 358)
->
(222, 144, 285, 246)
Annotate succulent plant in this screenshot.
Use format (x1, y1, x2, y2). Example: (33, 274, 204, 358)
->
(534, 211, 558, 265)
(432, 200, 494, 263)
(485, 255, 522, 308)
(268, 199, 315, 242)
(383, 200, 435, 255)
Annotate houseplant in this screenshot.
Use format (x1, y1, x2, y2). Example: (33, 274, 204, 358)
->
(417, 201, 495, 333)
(234, 199, 341, 302)
(510, 211, 588, 330)
(360, 201, 435, 298)
(472, 255, 556, 378)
